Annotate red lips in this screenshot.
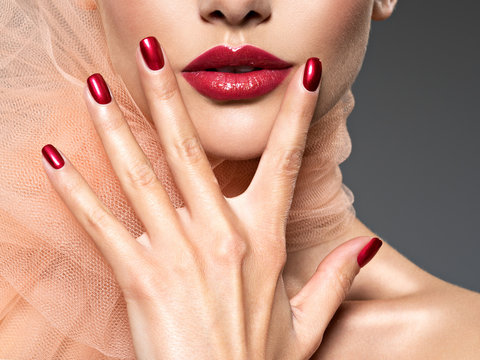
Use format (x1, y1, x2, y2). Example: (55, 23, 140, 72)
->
(182, 45, 292, 71)
(181, 45, 293, 101)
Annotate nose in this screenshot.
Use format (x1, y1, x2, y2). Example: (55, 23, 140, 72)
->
(199, 0, 272, 26)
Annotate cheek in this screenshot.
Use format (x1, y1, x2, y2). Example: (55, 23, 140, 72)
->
(292, 0, 371, 55)
(96, 0, 195, 124)
(97, 0, 200, 80)
(318, 0, 372, 80)
(98, 0, 192, 42)
(99, 2, 152, 46)
(281, 0, 372, 116)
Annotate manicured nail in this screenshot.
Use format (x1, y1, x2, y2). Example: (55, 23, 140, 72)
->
(357, 237, 383, 268)
(42, 144, 65, 169)
(303, 57, 322, 92)
(87, 73, 112, 104)
(139, 36, 165, 71)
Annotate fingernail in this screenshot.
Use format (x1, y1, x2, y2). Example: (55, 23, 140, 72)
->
(303, 57, 322, 92)
(357, 237, 383, 268)
(42, 144, 65, 169)
(139, 36, 165, 71)
(87, 73, 112, 105)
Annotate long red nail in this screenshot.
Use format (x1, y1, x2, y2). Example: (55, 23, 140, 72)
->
(139, 36, 165, 71)
(303, 57, 322, 92)
(42, 144, 65, 169)
(357, 237, 383, 268)
(87, 73, 112, 104)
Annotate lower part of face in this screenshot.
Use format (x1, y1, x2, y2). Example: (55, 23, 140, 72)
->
(97, 0, 373, 161)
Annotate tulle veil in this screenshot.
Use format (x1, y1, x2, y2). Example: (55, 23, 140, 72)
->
(0, 0, 356, 357)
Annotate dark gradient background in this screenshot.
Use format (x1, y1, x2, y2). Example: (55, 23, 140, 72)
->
(340, 0, 480, 292)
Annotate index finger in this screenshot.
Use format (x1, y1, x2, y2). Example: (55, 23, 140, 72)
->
(243, 58, 322, 236)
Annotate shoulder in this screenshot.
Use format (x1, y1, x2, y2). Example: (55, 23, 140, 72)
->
(424, 282, 480, 359)
(310, 281, 480, 359)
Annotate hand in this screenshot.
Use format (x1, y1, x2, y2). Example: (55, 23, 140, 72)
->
(41, 36, 382, 360)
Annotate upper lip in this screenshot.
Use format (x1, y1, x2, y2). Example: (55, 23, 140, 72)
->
(182, 44, 293, 72)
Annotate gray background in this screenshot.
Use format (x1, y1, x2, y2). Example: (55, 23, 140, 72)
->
(340, 0, 479, 292)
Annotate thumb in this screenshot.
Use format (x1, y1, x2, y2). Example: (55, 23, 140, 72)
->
(289, 236, 383, 355)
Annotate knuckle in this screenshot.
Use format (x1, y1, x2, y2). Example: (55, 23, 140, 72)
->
(122, 268, 162, 302)
(276, 146, 305, 177)
(172, 136, 204, 164)
(325, 267, 353, 302)
(170, 248, 201, 278)
(214, 233, 249, 265)
(121, 254, 176, 302)
(151, 76, 178, 102)
(125, 159, 158, 189)
(99, 109, 126, 133)
(84, 205, 113, 232)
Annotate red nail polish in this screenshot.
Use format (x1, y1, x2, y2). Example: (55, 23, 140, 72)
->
(357, 237, 383, 268)
(303, 57, 322, 92)
(42, 144, 65, 169)
(87, 73, 111, 104)
(139, 36, 165, 71)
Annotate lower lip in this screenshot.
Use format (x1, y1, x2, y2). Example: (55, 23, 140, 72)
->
(181, 68, 292, 101)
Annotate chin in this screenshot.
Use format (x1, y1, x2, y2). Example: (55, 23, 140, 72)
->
(180, 80, 286, 162)
(198, 113, 271, 161)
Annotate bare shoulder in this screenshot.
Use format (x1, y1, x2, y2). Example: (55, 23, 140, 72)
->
(310, 281, 480, 359)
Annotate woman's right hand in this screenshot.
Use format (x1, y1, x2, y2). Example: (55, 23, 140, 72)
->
(41, 36, 383, 359)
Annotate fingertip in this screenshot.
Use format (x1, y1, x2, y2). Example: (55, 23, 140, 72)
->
(138, 36, 166, 73)
(41, 144, 66, 171)
(135, 45, 152, 76)
(83, 82, 98, 111)
(86, 73, 112, 105)
(302, 57, 322, 92)
(357, 237, 383, 268)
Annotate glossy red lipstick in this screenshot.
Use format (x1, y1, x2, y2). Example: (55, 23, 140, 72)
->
(181, 45, 293, 101)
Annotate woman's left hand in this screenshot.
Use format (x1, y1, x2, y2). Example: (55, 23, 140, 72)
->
(41, 37, 382, 360)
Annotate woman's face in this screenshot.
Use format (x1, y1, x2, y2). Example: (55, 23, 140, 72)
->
(94, 0, 395, 162)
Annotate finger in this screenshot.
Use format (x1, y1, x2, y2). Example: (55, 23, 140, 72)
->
(84, 73, 183, 245)
(244, 58, 322, 236)
(40, 144, 144, 286)
(289, 236, 383, 356)
(136, 36, 229, 221)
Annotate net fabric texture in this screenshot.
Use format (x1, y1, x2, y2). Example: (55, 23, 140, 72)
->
(0, 0, 356, 358)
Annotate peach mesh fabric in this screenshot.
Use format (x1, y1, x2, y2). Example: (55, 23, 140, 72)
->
(0, 0, 356, 358)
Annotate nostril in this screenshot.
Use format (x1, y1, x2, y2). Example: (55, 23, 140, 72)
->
(244, 10, 261, 22)
(201, 7, 271, 26)
(210, 10, 224, 20)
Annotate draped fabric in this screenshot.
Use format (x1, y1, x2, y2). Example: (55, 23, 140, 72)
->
(0, 1, 356, 358)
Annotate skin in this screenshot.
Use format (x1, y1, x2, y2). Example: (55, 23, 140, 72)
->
(71, 0, 480, 357)
(44, 35, 377, 359)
